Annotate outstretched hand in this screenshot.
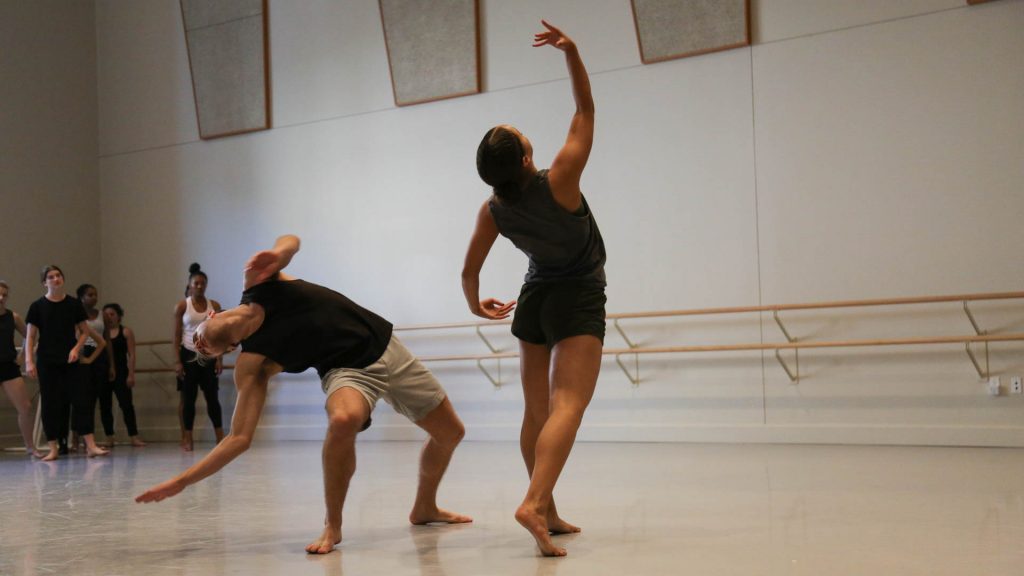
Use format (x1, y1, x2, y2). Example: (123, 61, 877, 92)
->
(533, 20, 574, 51)
(135, 477, 185, 503)
(476, 298, 516, 321)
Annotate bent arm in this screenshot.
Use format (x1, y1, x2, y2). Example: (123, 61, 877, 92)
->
(462, 202, 499, 315)
(461, 203, 516, 320)
(244, 235, 301, 289)
(135, 353, 271, 503)
(78, 320, 105, 362)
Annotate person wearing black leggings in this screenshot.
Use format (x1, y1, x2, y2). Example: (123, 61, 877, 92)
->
(99, 303, 145, 447)
(173, 263, 224, 451)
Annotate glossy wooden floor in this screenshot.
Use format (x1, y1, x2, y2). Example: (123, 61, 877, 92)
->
(0, 440, 1022, 575)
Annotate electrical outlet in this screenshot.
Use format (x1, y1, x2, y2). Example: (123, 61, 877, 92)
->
(988, 376, 1001, 396)
(1011, 376, 1023, 395)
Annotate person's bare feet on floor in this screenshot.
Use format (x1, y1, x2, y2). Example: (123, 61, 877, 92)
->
(306, 525, 341, 554)
(408, 506, 473, 525)
(516, 504, 566, 557)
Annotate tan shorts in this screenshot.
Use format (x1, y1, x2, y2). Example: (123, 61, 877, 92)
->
(321, 335, 446, 425)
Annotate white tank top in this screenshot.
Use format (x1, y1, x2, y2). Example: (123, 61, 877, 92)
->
(84, 313, 105, 348)
(181, 297, 209, 352)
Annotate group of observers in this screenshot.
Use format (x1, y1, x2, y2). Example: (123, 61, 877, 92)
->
(0, 262, 225, 459)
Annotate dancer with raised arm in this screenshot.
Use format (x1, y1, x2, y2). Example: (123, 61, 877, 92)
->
(137, 235, 471, 554)
(463, 21, 606, 557)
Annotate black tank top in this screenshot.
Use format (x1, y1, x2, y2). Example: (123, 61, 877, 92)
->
(239, 279, 393, 377)
(110, 326, 129, 378)
(488, 169, 606, 285)
(0, 310, 15, 364)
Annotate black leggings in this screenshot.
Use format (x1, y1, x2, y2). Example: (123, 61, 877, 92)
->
(179, 347, 222, 431)
(97, 375, 139, 437)
(37, 361, 93, 440)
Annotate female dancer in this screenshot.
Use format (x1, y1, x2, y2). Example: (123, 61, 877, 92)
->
(173, 263, 223, 450)
(76, 283, 113, 449)
(100, 303, 144, 447)
(24, 266, 110, 460)
(462, 21, 605, 557)
(0, 281, 42, 457)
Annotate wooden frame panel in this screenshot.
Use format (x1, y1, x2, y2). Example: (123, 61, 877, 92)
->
(379, 0, 480, 107)
(631, 0, 751, 64)
(180, 0, 272, 139)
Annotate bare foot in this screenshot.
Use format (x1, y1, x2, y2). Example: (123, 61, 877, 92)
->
(86, 446, 110, 458)
(40, 449, 59, 462)
(516, 504, 566, 557)
(547, 515, 581, 535)
(130, 437, 147, 447)
(409, 507, 473, 525)
(27, 448, 44, 459)
(305, 525, 341, 554)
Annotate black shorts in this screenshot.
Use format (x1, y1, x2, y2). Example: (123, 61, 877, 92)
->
(0, 361, 21, 382)
(512, 280, 606, 348)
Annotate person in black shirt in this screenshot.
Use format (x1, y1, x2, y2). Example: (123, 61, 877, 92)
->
(137, 235, 470, 554)
(24, 265, 110, 460)
(464, 22, 602, 557)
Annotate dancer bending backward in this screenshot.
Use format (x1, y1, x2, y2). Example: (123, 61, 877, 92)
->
(463, 21, 606, 557)
(137, 235, 471, 554)
(0, 281, 42, 457)
(24, 266, 110, 460)
(173, 263, 224, 450)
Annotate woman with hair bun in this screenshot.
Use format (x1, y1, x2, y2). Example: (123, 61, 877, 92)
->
(462, 21, 605, 557)
(173, 263, 224, 451)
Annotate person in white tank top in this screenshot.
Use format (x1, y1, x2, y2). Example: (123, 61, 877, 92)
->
(173, 263, 223, 451)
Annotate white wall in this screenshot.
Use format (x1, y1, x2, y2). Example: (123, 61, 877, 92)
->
(86, 0, 1024, 446)
(0, 1, 99, 442)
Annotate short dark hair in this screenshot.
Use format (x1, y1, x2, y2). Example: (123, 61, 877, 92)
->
(103, 303, 124, 319)
(76, 283, 96, 299)
(40, 265, 63, 284)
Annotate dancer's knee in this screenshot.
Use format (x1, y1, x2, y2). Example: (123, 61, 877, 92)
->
(326, 410, 363, 438)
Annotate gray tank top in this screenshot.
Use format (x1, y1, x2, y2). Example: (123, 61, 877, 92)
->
(488, 169, 606, 285)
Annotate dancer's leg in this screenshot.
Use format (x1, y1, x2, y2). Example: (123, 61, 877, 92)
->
(306, 387, 369, 555)
(2, 377, 42, 457)
(515, 335, 601, 557)
(409, 397, 471, 525)
(519, 341, 580, 534)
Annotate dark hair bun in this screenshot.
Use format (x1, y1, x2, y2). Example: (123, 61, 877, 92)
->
(189, 263, 202, 274)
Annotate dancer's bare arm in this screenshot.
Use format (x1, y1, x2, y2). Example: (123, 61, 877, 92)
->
(244, 235, 301, 289)
(535, 20, 594, 212)
(13, 313, 25, 366)
(173, 300, 186, 378)
(135, 353, 275, 503)
(23, 324, 37, 378)
(72, 320, 101, 364)
(462, 201, 515, 320)
(125, 326, 137, 387)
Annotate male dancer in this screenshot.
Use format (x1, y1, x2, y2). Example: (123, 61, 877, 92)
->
(137, 235, 471, 553)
